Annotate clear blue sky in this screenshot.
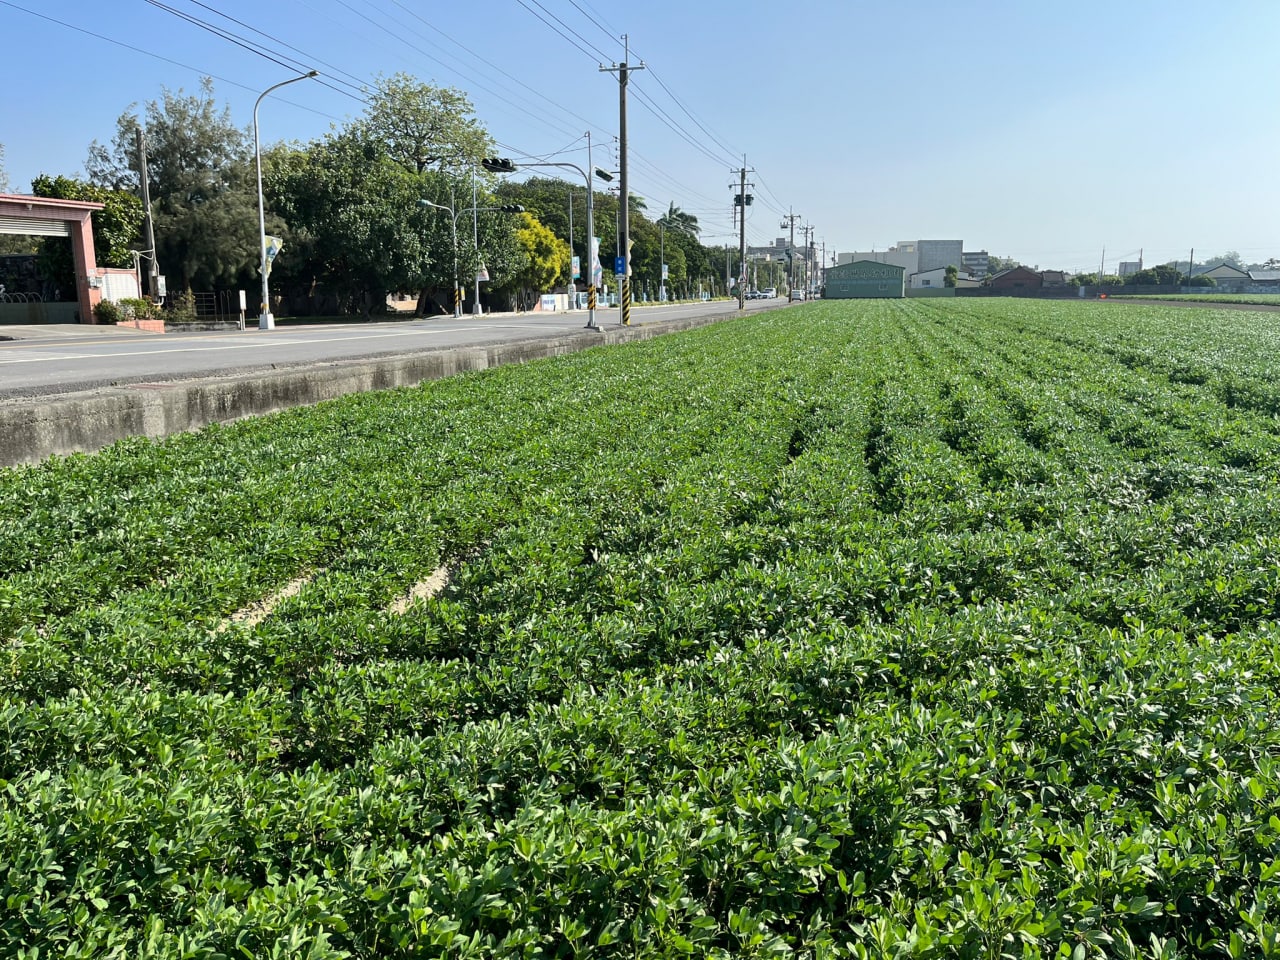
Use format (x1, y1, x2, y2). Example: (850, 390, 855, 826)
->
(2, 0, 1276, 272)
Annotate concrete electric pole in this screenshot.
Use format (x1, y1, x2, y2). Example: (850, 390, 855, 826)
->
(781, 209, 801, 294)
(135, 127, 161, 302)
(601, 36, 644, 326)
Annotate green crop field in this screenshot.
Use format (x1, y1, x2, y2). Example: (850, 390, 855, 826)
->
(4, 299, 1280, 958)
(1110, 294, 1280, 306)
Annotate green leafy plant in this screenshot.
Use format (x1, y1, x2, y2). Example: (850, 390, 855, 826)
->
(5, 299, 1280, 956)
(163, 289, 198, 324)
(118, 296, 153, 319)
(92, 298, 122, 324)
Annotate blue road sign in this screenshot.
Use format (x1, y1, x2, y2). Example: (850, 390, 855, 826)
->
(614, 256, 626, 276)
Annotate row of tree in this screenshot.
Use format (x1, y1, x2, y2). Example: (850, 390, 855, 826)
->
(4, 75, 748, 316)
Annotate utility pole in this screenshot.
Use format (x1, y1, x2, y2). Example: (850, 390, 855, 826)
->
(802, 225, 815, 295)
(586, 129, 600, 328)
(567, 190, 575, 311)
(135, 126, 160, 302)
(471, 164, 483, 315)
(601, 35, 644, 326)
(737, 164, 747, 309)
(659, 222, 665, 302)
(730, 160, 752, 309)
(781, 208, 801, 294)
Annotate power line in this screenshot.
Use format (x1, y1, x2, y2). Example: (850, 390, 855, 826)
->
(561, 0, 624, 50)
(328, 0, 584, 140)
(183, 0, 371, 94)
(0, 0, 344, 121)
(516, 0, 616, 62)
(500, 7, 741, 234)
(638, 65, 741, 165)
(378, 0, 601, 135)
(631, 88, 736, 167)
(139, 0, 366, 106)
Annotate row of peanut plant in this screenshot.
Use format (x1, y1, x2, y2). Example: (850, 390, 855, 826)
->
(2, 298, 1280, 958)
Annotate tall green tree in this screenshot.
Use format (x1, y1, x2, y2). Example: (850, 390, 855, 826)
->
(359, 73, 491, 174)
(1205, 251, 1244, 270)
(269, 73, 513, 317)
(271, 131, 439, 316)
(657, 202, 700, 238)
(1126, 263, 1183, 286)
(86, 79, 259, 290)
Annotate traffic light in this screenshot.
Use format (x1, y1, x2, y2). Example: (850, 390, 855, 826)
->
(497, 205, 525, 213)
(480, 158, 516, 173)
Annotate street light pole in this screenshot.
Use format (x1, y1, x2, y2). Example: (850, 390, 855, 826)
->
(254, 70, 317, 330)
(471, 164, 483, 315)
(421, 196, 522, 316)
(418, 199, 460, 317)
(567, 189, 575, 311)
(479, 145, 612, 330)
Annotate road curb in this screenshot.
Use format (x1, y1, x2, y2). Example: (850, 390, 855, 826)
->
(1, 308, 745, 467)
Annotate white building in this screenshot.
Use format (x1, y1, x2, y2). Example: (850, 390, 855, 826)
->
(910, 267, 950, 288)
(839, 242, 919, 274)
(839, 239, 965, 276)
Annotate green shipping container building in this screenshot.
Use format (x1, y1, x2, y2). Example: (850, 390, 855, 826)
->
(823, 260, 906, 299)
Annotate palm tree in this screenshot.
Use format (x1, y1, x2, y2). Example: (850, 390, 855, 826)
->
(657, 202, 700, 238)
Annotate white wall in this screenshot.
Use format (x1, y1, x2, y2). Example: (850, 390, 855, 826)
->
(101, 270, 140, 302)
(910, 267, 949, 289)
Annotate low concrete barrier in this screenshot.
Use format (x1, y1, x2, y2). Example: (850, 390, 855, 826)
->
(0, 310, 737, 467)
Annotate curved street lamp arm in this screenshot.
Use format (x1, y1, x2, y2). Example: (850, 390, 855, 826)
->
(254, 70, 318, 330)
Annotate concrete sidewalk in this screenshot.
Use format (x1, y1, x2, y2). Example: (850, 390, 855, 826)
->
(0, 322, 165, 341)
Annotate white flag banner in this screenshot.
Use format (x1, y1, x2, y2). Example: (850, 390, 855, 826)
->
(263, 235, 283, 277)
(590, 236, 603, 287)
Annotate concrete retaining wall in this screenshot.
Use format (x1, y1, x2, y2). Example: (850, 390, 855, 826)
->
(0, 310, 737, 467)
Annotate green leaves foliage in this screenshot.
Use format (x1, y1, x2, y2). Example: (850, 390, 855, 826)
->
(30, 174, 143, 270)
(4, 300, 1280, 956)
(85, 78, 260, 291)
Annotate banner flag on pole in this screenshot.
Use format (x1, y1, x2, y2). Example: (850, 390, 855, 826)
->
(590, 236, 603, 287)
(263, 236, 283, 277)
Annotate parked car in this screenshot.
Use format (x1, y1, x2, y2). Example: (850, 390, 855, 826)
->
(763, 287, 777, 298)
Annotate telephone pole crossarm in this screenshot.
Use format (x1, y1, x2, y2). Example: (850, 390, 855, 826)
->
(600, 35, 645, 325)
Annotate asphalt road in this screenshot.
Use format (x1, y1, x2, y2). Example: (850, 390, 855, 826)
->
(0, 298, 786, 399)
